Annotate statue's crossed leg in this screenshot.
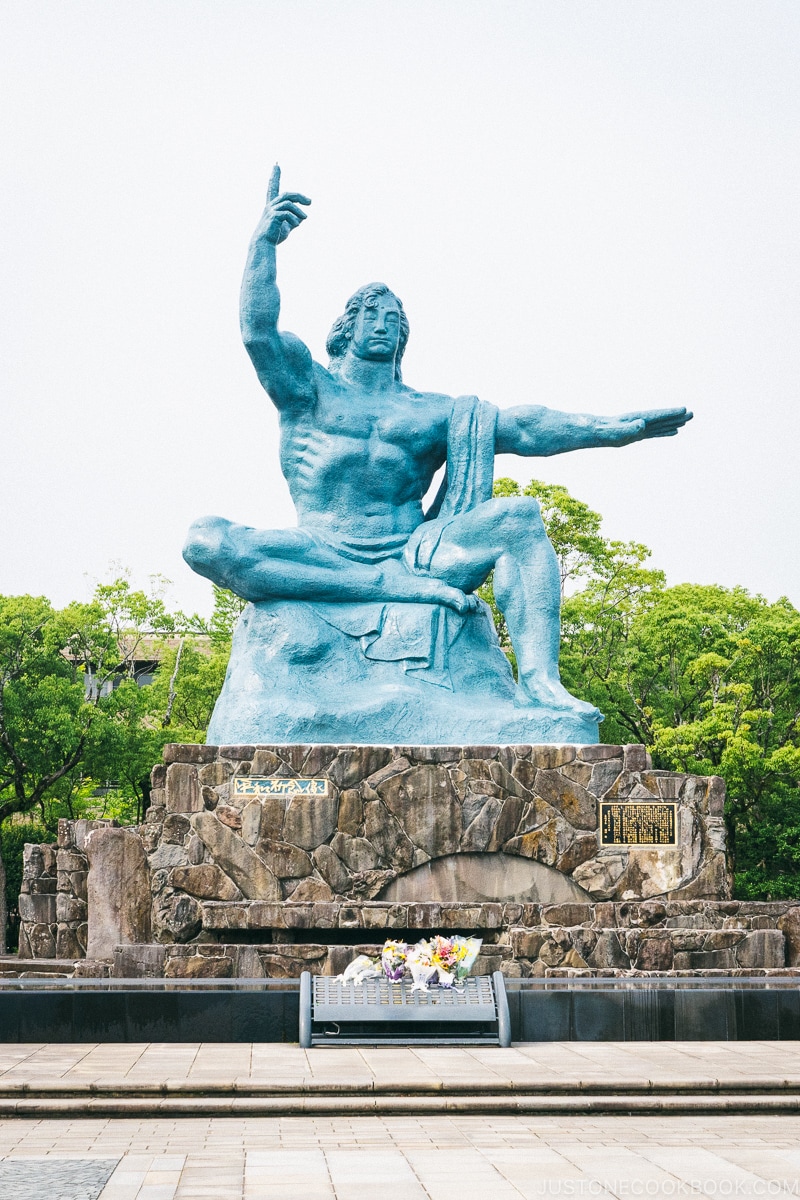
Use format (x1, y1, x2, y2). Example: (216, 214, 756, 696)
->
(184, 495, 598, 717)
(413, 496, 597, 716)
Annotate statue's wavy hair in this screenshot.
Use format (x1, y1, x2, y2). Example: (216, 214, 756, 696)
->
(326, 283, 409, 382)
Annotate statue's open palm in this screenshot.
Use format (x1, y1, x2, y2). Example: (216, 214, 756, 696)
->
(598, 407, 693, 446)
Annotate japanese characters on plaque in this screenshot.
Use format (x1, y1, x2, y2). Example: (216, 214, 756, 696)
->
(231, 776, 329, 798)
(600, 802, 676, 846)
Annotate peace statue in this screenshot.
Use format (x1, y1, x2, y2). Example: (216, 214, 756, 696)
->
(184, 167, 691, 745)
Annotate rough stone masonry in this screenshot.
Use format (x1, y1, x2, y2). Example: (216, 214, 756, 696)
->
(20, 741, 795, 981)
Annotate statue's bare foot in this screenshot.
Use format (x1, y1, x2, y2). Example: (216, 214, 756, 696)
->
(516, 674, 602, 720)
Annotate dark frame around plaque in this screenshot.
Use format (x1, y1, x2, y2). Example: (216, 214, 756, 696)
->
(599, 801, 677, 847)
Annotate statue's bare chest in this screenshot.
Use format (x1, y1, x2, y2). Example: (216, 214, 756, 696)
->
(284, 386, 448, 464)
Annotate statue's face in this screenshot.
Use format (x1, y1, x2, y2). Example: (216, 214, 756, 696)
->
(350, 294, 401, 362)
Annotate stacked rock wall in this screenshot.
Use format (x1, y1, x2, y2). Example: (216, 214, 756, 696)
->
(139, 742, 729, 947)
(18, 818, 118, 960)
(110, 898, 800, 979)
(21, 742, 782, 979)
(17, 843, 58, 959)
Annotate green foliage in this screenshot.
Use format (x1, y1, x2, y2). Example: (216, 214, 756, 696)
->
(147, 640, 230, 743)
(1, 821, 54, 952)
(0, 574, 244, 947)
(143, 586, 241, 742)
(83, 679, 170, 825)
(209, 586, 247, 647)
(0, 593, 107, 824)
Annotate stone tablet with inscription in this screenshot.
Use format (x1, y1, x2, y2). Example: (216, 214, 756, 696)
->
(232, 776, 329, 798)
(600, 802, 676, 846)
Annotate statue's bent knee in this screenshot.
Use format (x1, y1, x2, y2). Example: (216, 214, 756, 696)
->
(182, 515, 229, 574)
(490, 495, 544, 539)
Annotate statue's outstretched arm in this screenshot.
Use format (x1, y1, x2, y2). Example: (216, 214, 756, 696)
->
(240, 165, 316, 409)
(495, 404, 693, 457)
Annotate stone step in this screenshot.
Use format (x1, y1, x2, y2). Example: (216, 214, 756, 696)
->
(2, 1075, 800, 1096)
(125, 927, 789, 978)
(0, 1084, 799, 1117)
(0, 956, 78, 978)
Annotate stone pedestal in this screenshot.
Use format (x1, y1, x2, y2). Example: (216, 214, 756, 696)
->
(22, 742, 785, 980)
(142, 742, 728, 922)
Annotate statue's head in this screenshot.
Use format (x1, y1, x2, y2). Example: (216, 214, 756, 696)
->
(326, 283, 409, 381)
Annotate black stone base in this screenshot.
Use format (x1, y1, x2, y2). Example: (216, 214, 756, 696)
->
(1, 979, 799, 1042)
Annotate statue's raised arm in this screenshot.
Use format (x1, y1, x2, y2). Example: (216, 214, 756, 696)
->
(239, 165, 316, 409)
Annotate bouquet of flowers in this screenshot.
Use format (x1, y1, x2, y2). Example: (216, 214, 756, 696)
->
(381, 940, 408, 981)
(406, 939, 437, 993)
(430, 934, 459, 987)
(337, 954, 382, 985)
(453, 935, 483, 980)
(335, 935, 483, 991)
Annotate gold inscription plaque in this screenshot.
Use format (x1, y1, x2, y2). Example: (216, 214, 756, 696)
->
(232, 777, 329, 798)
(600, 802, 676, 846)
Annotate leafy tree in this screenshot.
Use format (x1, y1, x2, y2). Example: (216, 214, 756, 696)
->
(209, 585, 247, 647)
(82, 680, 170, 825)
(90, 572, 177, 682)
(0, 595, 110, 819)
(141, 585, 243, 743)
(0, 575, 184, 947)
(558, 541, 667, 745)
(0, 594, 106, 949)
(147, 640, 230, 743)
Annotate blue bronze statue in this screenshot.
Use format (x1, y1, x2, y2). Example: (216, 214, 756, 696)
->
(184, 166, 692, 745)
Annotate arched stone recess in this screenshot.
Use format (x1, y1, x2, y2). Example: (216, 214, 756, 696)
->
(379, 852, 593, 905)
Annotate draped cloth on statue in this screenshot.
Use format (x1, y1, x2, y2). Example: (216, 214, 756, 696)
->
(313, 395, 498, 691)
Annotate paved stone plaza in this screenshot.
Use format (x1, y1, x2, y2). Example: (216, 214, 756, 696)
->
(0, 1043, 799, 1197)
(1, 1110, 800, 1198)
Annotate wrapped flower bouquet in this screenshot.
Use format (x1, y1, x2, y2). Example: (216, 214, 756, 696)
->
(381, 940, 408, 981)
(336, 935, 482, 992)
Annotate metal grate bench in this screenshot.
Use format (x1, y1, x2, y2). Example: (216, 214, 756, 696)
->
(299, 970, 511, 1047)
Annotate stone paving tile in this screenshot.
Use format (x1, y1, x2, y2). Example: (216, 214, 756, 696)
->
(0, 1113, 799, 1196)
(245, 1148, 334, 1198)
(5, 1040, 800, 1091)
(2, 1109, 800, 1198)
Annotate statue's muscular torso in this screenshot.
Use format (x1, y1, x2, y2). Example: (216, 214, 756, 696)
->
(279, 362, 453, 540)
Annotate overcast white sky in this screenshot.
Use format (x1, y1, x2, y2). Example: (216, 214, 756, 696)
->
(2, 1, 799, 617)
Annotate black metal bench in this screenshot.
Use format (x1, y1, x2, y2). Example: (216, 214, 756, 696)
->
(299, 970, 511, 1047)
